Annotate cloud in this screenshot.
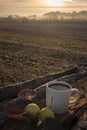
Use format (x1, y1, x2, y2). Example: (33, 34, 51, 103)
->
(0, 0, 45, 6)
(64, 0, 87, 4)
(72, 0, 87, 3)
(1, 0, 87, 7)
(64, 0, 72, 2)
(73, 0, 87, 1)
(64, 0, 87, 6)
(0, 0, 87, 16)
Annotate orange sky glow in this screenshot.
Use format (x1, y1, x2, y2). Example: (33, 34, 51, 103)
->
(0, 0, 87, 16)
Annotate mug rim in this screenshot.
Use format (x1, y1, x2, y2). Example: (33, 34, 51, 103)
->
(46, 81, 72, 92)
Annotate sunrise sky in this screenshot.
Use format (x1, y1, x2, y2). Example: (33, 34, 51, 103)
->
(0, 0, 87, 16)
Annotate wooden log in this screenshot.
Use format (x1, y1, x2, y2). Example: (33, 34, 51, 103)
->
(62, 103, 87, 130)
(43, 118, 63, 130)
(59, 71, 87, 83)
(42, 103, 87, 130)
(0, 67, 79, 102)
(0, 71, 87, 114)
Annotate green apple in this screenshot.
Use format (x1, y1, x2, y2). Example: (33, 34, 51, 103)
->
(24, 103, 40, 121)
(39, 107, 55, 121)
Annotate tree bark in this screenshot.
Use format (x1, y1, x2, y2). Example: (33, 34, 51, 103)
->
(62, 103, 87, 130)
(0, 71, 87, 114)
(0, 67, 79, 102)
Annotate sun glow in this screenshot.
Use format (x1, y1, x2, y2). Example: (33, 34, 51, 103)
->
(46, 0, 64, 6)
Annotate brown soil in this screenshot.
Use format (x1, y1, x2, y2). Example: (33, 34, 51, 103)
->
(0, 22, 87, 87)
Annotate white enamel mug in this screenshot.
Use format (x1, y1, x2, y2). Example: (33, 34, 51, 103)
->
(46, 81, 79, 114)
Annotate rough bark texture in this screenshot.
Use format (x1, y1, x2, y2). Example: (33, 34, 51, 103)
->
(61, 103, 87, 130)
(0, 67, 79, 102)
(0, 71, 87, 113)
(0, 68, 87, 130)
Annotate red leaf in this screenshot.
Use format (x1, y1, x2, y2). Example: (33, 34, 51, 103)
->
(6, 107, 23, 114)
(7, 114, 26, 120)
(18, 88, 37, 100)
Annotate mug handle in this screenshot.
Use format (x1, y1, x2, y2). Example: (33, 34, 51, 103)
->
(69, 88, 79, 104)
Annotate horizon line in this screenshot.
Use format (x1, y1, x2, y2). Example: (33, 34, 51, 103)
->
(20, 5, 87, 8)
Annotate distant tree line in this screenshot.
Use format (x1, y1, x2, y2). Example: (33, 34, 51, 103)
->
(42, 11, 87, 22)
(0, 11, 87, 23)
